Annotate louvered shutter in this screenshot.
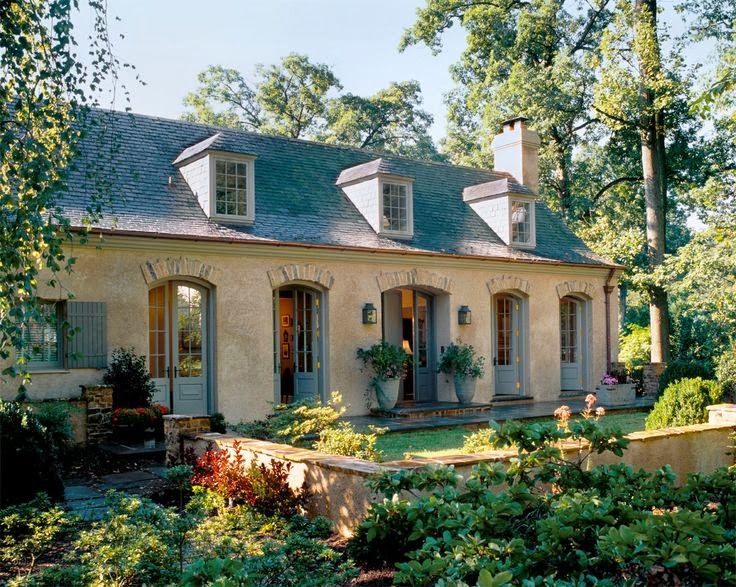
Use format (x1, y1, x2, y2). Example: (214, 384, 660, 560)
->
(66, 302, 107, 369)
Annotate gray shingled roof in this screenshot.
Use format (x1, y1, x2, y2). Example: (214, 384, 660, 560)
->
(59, 109, 614, 267)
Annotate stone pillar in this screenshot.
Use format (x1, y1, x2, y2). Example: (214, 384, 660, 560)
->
(164, 415, 212, 466)
(706, 404, 736, 425)
(80, 385, 113, 444)
(642, 363, 667, 396)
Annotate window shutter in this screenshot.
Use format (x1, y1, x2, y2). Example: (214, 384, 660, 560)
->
(67, 302, 107, 369)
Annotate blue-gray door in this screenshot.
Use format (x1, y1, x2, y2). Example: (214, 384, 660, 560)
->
(148, 282, 209, 415)
(494, 295, 521, 395)
(560, 296, 583, 391)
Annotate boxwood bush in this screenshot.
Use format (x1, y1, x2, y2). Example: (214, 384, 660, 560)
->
(646, 377, 723, 430)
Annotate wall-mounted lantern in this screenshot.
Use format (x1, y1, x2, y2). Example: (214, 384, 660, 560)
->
(458, 305, 472, 325)
(362, 303, 378, 324)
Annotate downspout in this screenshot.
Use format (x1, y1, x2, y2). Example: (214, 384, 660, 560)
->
(603, 268, 616, 372)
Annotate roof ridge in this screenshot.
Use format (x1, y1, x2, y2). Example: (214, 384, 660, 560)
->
(92, 107, 511, 177)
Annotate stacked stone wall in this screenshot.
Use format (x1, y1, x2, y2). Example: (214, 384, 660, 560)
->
(80, 385, 113, 444)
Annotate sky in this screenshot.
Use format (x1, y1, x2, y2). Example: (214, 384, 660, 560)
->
(79, 0, 466, 142)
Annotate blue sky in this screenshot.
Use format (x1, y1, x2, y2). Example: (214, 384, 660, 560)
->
(83, 0, 466, 141)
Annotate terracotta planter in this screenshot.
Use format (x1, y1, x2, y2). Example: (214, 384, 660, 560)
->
(454, 376, 477, 404)
(595, 383, 635, 406)
(376, 377, 401, 410)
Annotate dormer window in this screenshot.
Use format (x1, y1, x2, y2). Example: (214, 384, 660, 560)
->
(336, 158, 414, 239)
(511, 199, 532, 244)
(382, 181, 411, 234)
(174, 135, 256, 225)
(211, 156, 255, 223)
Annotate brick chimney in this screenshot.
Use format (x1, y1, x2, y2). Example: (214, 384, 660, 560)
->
(491, 117, 540, 194)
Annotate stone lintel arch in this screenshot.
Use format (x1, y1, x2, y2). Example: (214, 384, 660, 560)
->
(141, 257, 216, 285)
(556, 280, 594, 300)
(487, 275, 530, 296)
(268, 263, 334, 290)
(376, 268, 454, 294)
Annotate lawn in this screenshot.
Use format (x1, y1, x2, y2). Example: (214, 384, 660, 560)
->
(375, 410, 649, 462)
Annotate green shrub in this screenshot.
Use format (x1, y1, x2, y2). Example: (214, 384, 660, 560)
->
(0, 401, 64, 505)
(351, 418, 736, 585)
(103, 347, 156, 408)
(462, 428, 494, 453)
(437, 340, 486, 379)
(715, 342, 736, 401)
(657, 359, 714, 395)
(210, 411, 227, 433)
(314, 422, 385, 462)
(30, 401, 75, 455)
(0, 494, 77, 577)
(646, 377, 723, 430)
(618, 324, 651, 371)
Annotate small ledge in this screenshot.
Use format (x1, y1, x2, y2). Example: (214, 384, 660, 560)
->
(27, 368, 70, 375)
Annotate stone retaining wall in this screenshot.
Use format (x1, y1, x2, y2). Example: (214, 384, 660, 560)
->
(80, 385, 113, 444)
(169, 408, 736, 537)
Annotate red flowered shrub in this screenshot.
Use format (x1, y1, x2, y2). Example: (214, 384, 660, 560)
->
(111, 404, 168, 441)
(192, 441, 308, 516)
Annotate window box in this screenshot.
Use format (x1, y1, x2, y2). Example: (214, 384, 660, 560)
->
(595, 383, 635, 406)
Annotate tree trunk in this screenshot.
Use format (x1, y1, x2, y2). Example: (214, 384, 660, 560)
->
(550, 129, 571, 214)
(636, 0, 670, 363)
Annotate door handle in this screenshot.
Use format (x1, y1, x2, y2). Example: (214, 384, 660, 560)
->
(166, 366, 179, 378)
(493, 357, 498, 366)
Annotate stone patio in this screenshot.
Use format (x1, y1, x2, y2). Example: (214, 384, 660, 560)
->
(347, 396, 655, 433)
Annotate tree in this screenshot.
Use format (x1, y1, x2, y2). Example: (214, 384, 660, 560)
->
(322, 81, 442, 160)
(1, 1, 119, 390)
(400, 0, 614, 214)
(593, 0, 685, 363)
(182, 53, 341, 139)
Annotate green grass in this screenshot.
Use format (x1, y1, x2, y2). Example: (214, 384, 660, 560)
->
(375, 410, 649, 462)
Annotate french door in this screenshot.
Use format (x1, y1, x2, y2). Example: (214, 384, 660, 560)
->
(493, 295, 522, 395)
(273, 287, 321, 403)
(560, 296, 583, 391)
(382, 288, 435, 402)
(149, 282, 209, 415)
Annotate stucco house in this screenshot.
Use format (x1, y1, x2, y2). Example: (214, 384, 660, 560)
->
(2, 111, 621, 420)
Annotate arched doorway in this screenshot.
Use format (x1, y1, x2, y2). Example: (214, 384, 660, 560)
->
(560, 295, 589, 392)
(382, 288, 435, 402)
(148, 281, 211, 415)
(492, 292, 528, 396)
(273, 285, 325, 404)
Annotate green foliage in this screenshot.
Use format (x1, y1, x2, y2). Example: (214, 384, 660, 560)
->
(618, 324, 651, 371)
(0, 494, 76, 577)
(462, 428, 495, 453)
(322, 81, 442, 160)
(210, 412, 227, 433)
(0, 401, 64, 505)
(352, 418, 736, 585)
(357, 340, 409, 383)
(0, 0, 118, 393)
(646, 377, 724, 430)
(715, 342, 736, 401)
(314, 422, 386, 462)
(165, 465, 194, 509)
(657, 360, 714, 394)
(103, 347, 156, 408)
(437, 340, 486, 379)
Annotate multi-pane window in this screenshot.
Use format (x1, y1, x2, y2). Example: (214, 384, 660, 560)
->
(511, 200, 532, 244)
(214, 160, 248, 217)
(382, 182, 409, 233)
(16, 303, 62, 369)
(560, 297, 578, 364)
(496, 297, 513, 366)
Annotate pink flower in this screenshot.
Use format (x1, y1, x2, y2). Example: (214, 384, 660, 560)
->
(554, 405, 572, 422)
(585, 394, 597, 409)
(595, 407, 606, 418)
(706, 501, 721, 511)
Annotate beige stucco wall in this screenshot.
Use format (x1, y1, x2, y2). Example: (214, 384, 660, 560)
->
(0, 235, 619, 421)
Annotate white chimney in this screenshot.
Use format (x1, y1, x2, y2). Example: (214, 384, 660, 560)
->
(491, 117, 540, 194)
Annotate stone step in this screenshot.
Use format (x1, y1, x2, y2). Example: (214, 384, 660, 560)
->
(371, 401, 492, 419)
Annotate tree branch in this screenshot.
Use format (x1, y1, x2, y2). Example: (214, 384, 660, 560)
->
(593, 176, 643, 201)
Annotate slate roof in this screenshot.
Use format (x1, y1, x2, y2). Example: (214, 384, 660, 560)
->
(60, 109, 614, 267)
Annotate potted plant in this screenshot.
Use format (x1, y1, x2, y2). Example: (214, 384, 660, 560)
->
(595, 368, 635, 405)
(438, 340, 486, 404)
(356, 341, 409, 410)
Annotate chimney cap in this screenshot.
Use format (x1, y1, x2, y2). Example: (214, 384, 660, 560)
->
(500, 116, 529, 131)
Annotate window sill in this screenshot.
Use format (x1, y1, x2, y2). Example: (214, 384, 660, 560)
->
(380, 231, 414, 240)
(26, 368, 70, 375)
(210, 214, 255, 226)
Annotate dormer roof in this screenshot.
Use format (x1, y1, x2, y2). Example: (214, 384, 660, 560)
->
(462, 178, 534, 202)
(336, 157, 413, 185)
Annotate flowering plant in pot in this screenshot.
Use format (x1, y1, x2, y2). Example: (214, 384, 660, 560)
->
(437, 340, 486, 404)
(596, 367, 635, 406)
(356, 341, 409, 410)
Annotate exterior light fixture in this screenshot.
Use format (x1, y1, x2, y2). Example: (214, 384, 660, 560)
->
(458, 305, 472, 325)
(362, 303, 377, 325)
